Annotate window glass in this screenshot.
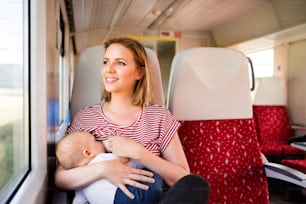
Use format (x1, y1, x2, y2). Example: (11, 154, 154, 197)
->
(247, 49, 274, 78)
(59, 55, 64, 124)
(0, 0, 29, 201)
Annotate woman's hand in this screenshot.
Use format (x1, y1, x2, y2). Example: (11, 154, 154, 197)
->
(103, 157, 154, 199)
(108, 135, 145, 159)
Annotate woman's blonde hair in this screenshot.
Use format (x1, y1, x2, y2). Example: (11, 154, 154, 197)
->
(101, 37, 154, 105)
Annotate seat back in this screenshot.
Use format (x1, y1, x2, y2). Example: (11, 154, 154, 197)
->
(167, 47, 269, 203)
(252, 77, 304, 157)
(251, 76, 287, 106)
(70, 46, 164, 120)
(70, 46, 103, 120)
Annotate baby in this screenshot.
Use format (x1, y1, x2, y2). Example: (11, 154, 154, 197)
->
(55, 131, 163, 204)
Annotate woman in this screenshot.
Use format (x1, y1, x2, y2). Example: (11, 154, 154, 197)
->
(55, 37, 209, 203)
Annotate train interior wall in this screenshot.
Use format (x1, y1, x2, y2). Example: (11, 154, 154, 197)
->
(272, 39, 306, 127)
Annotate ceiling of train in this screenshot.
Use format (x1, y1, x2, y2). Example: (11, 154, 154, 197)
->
(65, 0, 306, 53)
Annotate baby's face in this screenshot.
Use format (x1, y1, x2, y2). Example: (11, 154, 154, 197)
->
(89, 136, 105, 154)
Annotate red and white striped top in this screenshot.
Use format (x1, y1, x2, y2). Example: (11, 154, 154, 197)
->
(67, 103, 181, 156)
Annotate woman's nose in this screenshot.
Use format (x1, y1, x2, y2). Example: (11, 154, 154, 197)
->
(108, 63, 116, 73)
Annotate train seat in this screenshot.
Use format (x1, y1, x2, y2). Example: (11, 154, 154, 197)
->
(144, 47, 165, 106)
(70, 45, 104, 120)
(70, 46, 165, 121)
(252, 77, 305, 161)
(252, 76, 306, 199)
(166, 47, 269, 203)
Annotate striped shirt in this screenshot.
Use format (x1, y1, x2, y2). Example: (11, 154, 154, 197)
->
(67, 103, 181, 156)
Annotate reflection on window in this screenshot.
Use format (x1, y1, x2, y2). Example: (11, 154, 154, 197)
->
(0, 0, 29, 201)
(247, 49, 274, 78)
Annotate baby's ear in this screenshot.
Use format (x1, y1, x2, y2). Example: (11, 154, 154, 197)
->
(83, 149, 95, 159)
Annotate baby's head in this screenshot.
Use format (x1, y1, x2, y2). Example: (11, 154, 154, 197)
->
(56, 131, 105, 170)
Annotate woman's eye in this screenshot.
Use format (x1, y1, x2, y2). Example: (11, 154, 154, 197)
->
(118, 61, 126, 66)
(103, 60, 108, 65)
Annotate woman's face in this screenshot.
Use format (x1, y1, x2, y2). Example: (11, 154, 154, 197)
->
(102, 43, 143, 95)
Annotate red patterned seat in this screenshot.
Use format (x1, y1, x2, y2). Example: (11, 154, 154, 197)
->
(253, 105, 305, 157)
(281, 159, 306, 174)
(251, 77, 306, 194)
(179, 119, 268, 203)
(167, 47, 269, 203)
(251, 77, 305, 160)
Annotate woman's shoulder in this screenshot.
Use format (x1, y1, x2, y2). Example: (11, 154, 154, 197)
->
(75, 103, 102, 116)
(144, 104, 174, 117)
(145, 104, 167, 111)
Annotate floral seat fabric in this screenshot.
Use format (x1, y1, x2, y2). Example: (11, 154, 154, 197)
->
(178, 119, 269, 204)
(281, 159, 306, 174)
(253, 105, 305, 157)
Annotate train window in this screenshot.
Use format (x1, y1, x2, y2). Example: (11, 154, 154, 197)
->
(59, 55, 65, 124)
(0, 0, 29, 201)
(247, 49, 274, 78)
(58, 11, 69, 125)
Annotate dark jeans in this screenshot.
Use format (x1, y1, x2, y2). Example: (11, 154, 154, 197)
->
(114, 170, 163, 204)
(158, 174, 210, 204)
(114, 173, 210, 204)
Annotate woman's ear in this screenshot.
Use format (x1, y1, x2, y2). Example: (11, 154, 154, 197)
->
(83, 149, 95, 159)
(136, 67, 145, 80)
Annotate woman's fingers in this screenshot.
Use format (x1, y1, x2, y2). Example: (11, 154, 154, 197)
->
(134, 168, 154, 177)
(117, 168, 156, 198)
(117, 174, 153, 199)
(106, 159, 157, 198)
(125, 178, 150, 190)
(130, 169, 155, 184)
(118, 158, 155, 183)
(118, 184, 135, 200)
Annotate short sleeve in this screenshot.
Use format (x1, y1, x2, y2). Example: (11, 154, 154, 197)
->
(157, 107, 181, 152)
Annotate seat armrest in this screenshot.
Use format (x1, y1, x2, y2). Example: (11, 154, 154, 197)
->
(288, 134, 306, 144)
(264, 162, 306, 188)
(291, 124, 306, 130)
(291, 124, 306, 137)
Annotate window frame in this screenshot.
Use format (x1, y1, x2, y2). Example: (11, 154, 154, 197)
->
(9, 0, 48, 202)
(0, 0, 31, 202)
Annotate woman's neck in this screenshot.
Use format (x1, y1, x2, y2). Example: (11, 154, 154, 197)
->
(107, 95, 136, 112)
(103, 96, 142, 126)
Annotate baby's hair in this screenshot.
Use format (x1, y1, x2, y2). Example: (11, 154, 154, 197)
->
(55, 131, 92, 170)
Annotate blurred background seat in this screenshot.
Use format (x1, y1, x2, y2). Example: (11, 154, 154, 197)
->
(251, 76, 305, 162)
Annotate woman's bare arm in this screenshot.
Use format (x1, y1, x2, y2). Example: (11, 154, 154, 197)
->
(55, 161, 111, 190)
(138, 133, 190, 186)
(55, 158, 155, 199)
(109, 132, 190, 187)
